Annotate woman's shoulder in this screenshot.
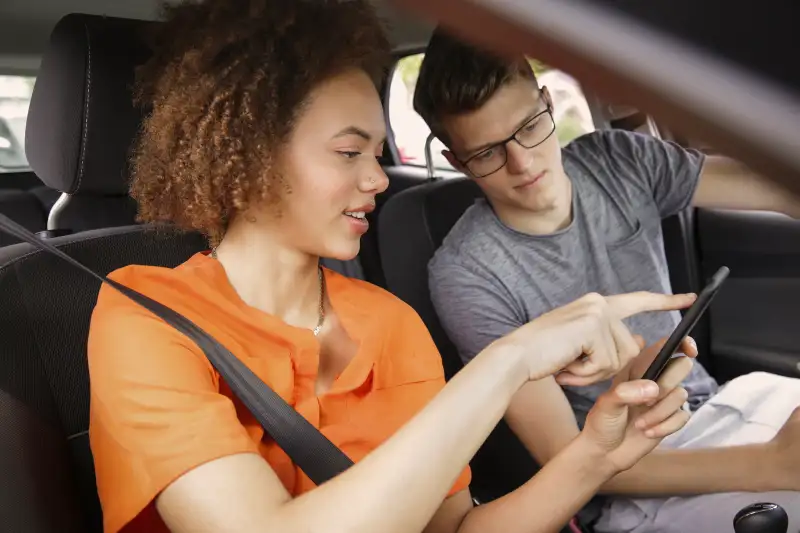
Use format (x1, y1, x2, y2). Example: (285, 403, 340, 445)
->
(326, 269, 433, 345)
(326, 268, 416, 317)
(92, 252, 214, 325)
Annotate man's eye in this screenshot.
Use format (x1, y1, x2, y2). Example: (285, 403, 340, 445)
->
(476, 149, 495, 161)
(524, 120, 539, 132)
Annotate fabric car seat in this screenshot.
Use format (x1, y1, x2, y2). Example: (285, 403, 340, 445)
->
(376, 177, 541, 503)
(0, 189, 48, 246)
(24, 13, 152, 233)
(0, 14, 209, 532)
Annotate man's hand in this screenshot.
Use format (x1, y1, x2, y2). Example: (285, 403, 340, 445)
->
(578, 336, 698, 473)
(770, 407, 800, 491)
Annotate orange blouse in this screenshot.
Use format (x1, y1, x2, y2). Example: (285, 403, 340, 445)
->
(87, 252, 471, 533)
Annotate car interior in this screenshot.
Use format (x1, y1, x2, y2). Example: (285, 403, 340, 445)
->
(1, 1, 799, 532)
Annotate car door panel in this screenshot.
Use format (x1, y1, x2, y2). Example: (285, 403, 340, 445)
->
(697, 208, 800, 382)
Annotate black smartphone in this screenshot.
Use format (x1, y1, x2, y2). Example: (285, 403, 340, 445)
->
(641, 266, 730, 382)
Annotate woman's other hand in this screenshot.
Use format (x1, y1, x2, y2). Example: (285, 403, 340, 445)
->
(579, 337, 698, 473)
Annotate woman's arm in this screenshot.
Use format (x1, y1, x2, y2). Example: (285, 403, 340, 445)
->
(424, 359, 693, 533)
(424, 434, 616, 533)
(155, 291, 694, 533)
(158, 340, 526, 533)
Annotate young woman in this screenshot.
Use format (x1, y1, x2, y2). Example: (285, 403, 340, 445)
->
(87, 1, 697, 532)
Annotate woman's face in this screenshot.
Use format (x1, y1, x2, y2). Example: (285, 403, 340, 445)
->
(263, 68, 389, 261)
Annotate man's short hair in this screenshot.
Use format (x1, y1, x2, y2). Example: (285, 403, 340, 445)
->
(413, 27, 537, 147)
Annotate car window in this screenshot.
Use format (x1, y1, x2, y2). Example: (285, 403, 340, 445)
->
(387, 53, 596, 172)
(0, 75, 35, 173)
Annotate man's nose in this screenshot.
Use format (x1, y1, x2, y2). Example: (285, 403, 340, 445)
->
(505, 141, 533, 175)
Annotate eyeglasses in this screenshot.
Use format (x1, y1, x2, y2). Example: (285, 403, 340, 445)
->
(458, 106, 556, 178)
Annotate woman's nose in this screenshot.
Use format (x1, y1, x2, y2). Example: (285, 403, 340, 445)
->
(362, 165, 389, 193)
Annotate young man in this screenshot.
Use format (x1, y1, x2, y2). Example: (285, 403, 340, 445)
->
(417, 28, 800, 533)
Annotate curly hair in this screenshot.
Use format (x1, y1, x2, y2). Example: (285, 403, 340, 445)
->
(130, 0, 391, 244)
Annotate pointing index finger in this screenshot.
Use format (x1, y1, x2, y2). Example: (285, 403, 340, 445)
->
(606, 291, 697, 320)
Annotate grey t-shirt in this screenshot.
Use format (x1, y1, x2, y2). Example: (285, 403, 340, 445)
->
(428, 129, 719, 426)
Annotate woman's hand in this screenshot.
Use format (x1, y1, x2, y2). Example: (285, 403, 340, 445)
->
(495, 291, 696, 384)
(578, 336, 698, 473)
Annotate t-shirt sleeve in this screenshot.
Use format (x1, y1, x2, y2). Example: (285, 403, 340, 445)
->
(428, 257, 523, 365)
(88, 285, 259, 532)
(595, 129, 706, 218)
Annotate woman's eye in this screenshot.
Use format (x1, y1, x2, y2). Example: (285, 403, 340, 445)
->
(339, 151, 361, 159)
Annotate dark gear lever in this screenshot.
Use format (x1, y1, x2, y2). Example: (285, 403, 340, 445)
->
(733, 503, 789, 533)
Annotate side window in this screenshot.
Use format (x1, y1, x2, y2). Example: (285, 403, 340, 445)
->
(0, 75, 35, 173)
(387, 53, 595, 172)
(387, 53, 453, 170)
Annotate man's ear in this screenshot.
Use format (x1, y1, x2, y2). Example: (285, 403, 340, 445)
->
(442, 150, 466, 174)
(541, 85, 554, 112)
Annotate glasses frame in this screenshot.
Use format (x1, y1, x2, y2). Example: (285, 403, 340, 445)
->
(458, 103, 556, 179)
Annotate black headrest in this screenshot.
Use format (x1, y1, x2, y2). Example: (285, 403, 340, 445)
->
(25, 14, 154, 196)
(423, 178, 484, 248)
(378, 177, 482, 377)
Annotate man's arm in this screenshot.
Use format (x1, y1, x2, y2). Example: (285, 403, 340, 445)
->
(506, 342, 786, 497)
(600, 130, 800, 220)
(692, 155, 800, 217)
(426, 260, 616, 530)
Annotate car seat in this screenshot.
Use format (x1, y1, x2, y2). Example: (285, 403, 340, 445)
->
(0, 13, 208, 532)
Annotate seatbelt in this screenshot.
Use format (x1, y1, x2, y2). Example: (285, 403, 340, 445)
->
(0, 214, 354, 486)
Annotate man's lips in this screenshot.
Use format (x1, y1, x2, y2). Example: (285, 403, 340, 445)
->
(514, 170, 547, 189)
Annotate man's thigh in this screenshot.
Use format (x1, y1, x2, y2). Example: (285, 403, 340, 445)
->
(596, 372, 800, 533)
(666, 371, 800, 450)
(644, 491, 800, 533)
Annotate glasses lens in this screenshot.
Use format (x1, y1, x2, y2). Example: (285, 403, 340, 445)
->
(516, 112, 555, 148)
(465, 111, 555, 178)
(467, 146, 507, 178)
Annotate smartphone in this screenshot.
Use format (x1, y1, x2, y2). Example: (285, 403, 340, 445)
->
(641, 266, 730, 382)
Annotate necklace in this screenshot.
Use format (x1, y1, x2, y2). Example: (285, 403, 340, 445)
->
(210, 248, 326, 336)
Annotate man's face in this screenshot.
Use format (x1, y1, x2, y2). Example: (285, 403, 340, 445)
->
(441, 78, 568, 215)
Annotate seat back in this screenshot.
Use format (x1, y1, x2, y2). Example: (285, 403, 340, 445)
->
(378, 178, 539, 501)
(0, 189, 47, 246)
(25, 14, 152, 233)
(0, 226, 208, 532)
(0, 14, 212, 532)
(378, 177, 480, 378)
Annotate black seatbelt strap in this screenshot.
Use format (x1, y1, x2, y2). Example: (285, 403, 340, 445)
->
(0, 215, 354, 486)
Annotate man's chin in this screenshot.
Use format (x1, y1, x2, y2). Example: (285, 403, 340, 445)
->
(515, 195, 557, 214)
